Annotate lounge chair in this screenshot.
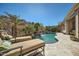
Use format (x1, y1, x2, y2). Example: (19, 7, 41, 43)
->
(1, 31, 32, 43)
(0, 39, 45, 56)
(0, 30, 45, 56)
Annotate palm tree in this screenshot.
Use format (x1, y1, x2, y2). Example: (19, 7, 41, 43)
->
(21, 28, 27, 35)
(34, 23, 44, 33)
(5, 13, 21, 42)
(34, 23, 40, 33)
(21, 24, 35, 35)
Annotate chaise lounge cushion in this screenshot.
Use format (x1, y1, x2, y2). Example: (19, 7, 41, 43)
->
(11, 36, 32, 43)
(3, 39, 45, 56)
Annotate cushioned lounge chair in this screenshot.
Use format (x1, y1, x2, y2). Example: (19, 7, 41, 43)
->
(0, 39, 45, 56)
(0, 30, 45, 56)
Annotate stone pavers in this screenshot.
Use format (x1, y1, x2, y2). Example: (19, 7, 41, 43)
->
(45, 33, 79, 56)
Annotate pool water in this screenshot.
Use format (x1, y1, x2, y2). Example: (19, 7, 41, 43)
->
(34, 33, 58, 44)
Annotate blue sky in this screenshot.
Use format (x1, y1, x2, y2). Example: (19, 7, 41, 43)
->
(0, 3, 73, 26)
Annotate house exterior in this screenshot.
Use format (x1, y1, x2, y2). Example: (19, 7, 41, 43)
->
(17, 21, 28, 37)
(64, 3, 79, 39)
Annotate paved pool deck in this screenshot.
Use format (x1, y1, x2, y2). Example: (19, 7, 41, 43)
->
(45, 33, 79, 56)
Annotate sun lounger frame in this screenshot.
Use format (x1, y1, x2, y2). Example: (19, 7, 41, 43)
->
(0, 44, 45, 56)
(0, 46, 23, 56)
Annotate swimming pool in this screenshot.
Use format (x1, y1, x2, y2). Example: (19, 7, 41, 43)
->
(34, 33, 58, 44)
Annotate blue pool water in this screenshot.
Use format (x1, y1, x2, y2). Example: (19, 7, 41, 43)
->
(34, 33, 58, 44)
